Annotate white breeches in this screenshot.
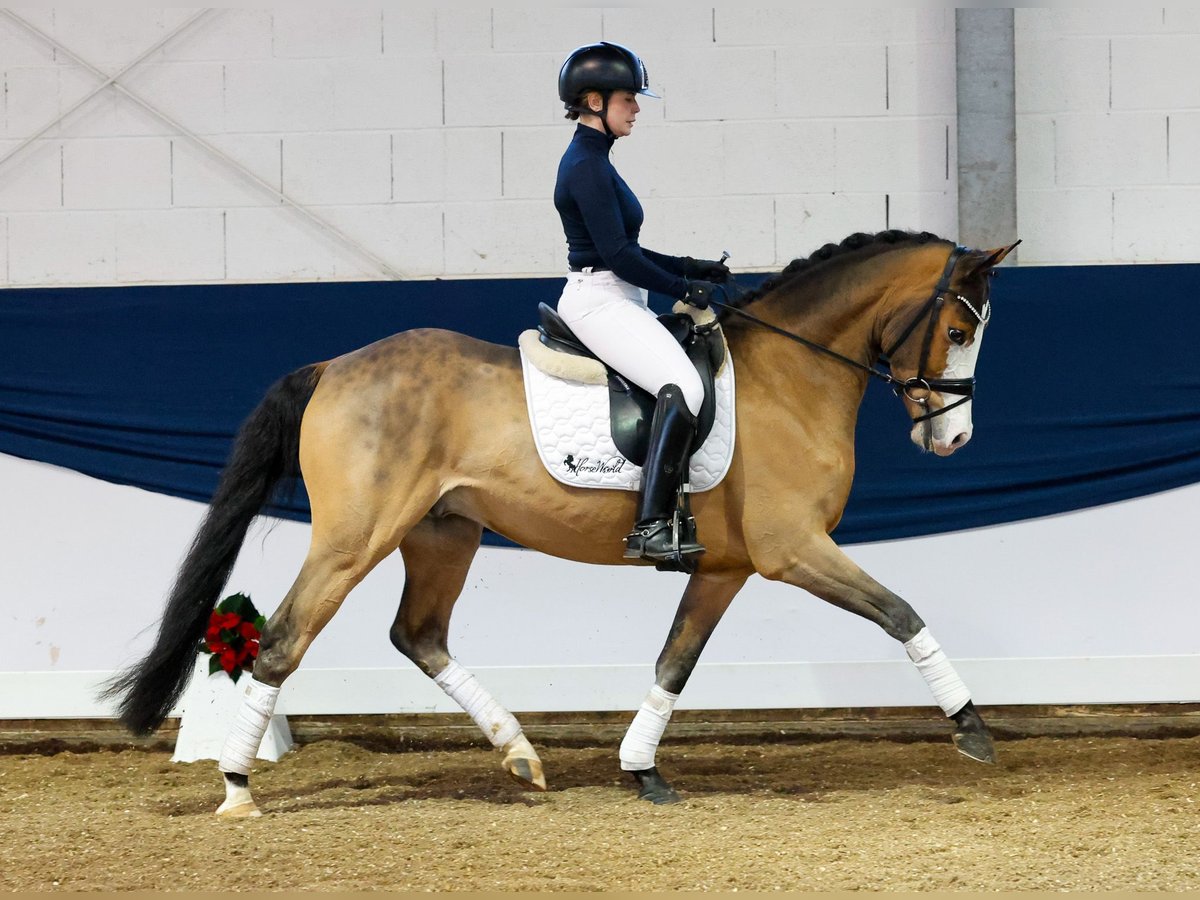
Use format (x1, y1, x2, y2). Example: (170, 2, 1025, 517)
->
(557, 270, 704, 416)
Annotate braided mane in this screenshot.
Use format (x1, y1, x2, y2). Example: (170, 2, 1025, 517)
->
(725, 229, 951, 312)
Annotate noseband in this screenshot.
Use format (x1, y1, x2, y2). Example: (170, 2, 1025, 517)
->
(709, 245, 991, 426)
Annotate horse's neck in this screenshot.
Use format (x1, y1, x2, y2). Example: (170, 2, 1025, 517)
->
(729, 254, 900, 408)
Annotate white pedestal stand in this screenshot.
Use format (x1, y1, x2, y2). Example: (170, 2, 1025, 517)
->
(172, 656, 293, 763)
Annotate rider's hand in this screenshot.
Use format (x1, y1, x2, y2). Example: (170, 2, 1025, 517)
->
(683, 280, 719, 310)
(683, 257, 731, 282)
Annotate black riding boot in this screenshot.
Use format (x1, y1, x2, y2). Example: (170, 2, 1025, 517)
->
(623, 384, 705, 566)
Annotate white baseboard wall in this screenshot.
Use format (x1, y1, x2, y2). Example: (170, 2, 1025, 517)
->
(6, 655, 1198, 720)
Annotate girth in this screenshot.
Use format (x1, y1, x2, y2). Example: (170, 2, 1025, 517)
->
(536, 302, 724, 467)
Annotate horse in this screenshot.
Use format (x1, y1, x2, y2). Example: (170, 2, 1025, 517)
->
(103, 229, 1018, 816)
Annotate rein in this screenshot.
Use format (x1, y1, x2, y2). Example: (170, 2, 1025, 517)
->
(708, 246, 988, 425)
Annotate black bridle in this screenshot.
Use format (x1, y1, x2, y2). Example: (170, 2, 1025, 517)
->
(706, 245, 990, 427)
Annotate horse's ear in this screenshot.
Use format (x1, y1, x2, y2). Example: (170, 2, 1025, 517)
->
(969, 239, 1021, 273)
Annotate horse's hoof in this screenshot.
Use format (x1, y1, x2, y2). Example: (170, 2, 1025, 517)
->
(953, 729, 997, 764)
(630, 767, 681, 804)
(504, 755, 548, 792)
(951, 701, 997, 764)
(215, 799, 262, 818)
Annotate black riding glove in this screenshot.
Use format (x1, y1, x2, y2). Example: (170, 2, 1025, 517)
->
(683, 280, 720, 310)
(683, 256, 731, 282)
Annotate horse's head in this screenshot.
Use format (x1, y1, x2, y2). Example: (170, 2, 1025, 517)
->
(883, 241, 1019, 457)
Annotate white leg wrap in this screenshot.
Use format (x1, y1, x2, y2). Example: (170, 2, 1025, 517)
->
(434, 660, 522, 749)
(904, 627, 971, 716)
(619, 684, 679, 772)
(217, 678, 281, 776)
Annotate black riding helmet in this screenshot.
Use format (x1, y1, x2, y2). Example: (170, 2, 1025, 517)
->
(558, 41, 660, 135)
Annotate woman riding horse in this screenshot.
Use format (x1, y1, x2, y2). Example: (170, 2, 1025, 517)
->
(554, 41, 730, 570)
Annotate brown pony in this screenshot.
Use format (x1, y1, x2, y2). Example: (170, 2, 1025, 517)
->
(105, 230, 1018, 816)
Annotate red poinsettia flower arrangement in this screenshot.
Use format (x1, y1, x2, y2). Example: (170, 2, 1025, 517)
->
(198, 592, 266, 684)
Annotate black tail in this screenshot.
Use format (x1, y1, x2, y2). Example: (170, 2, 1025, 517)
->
(101, 364, 323, 735)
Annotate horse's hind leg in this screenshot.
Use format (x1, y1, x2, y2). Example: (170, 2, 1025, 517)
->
(771, 534, 995, 764)
(215, 533, 400, 817)
(390, 514, 546, 792)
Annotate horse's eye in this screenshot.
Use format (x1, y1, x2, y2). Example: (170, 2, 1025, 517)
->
(948, 328, 967, 345)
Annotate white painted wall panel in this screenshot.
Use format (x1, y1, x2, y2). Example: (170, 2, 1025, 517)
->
(161, 9, 273, 62)
(492, 8, 602, 53)
(1112, 35, 1200, 111)
(654, 195, 776, 268)
(835, 119, 951, 193)
(601, 7, 714, 48)
(888, 190, 956, 238)
(1015, 116, 1055, 190)
(0, 9, 1194, 282)
(1014, 9, 1200, 264)
(655, 48, 777, 122)
(380, 8, 437, 57)
(615, 123, 726, 199)
(1016, 188, 1112, 265)
(0, 142, 61, 210)
(224, 206, 336, 281)
(0, 16, 56, 66)
(271, 8, 383, 60)
(321, 202, 445, 280)
(170, 135, 281, 208)
(1054, 113, 1167, 188)
(1114, 188, 1200, 261)
(114, 208, 224, 283)
(2, 66, 61, 138)
(62, 137, 172, 209)
(1014, 37, 1110, 115)
(443, 199, 558, 275)
(6, 211, 116, 284)
(500, 127, 564, 200)
(1169, 112, 1200, 183)
(282, 132, 392, 206)
(775, 193, 886, 261)
(113, 62, 227, 138)
(223, 60, 336, 133)
(721, 121, 836, 196)
(329, 59, 444, 131)
(443, 53, 561, 127)
(775, 43, 887, 119)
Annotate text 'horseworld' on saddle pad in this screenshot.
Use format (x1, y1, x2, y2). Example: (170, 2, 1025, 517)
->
(518, 335, 737, 492)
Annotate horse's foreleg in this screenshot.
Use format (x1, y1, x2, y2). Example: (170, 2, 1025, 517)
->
(622, 572, 748, 803)
(773, 534, 995, 763)
(390, 515, 546, 792)
(216, 535, 397, 817)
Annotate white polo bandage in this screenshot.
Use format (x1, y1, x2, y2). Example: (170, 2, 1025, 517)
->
(434, 660, 522, 749)
(619, 684, 679, 771)
(217, 678, 280, 776)
(904, 627, 970, 716)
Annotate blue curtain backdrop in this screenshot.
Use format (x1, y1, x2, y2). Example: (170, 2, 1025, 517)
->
(3, 264, 1200, 545)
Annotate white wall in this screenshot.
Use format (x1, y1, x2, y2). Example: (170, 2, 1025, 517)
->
(1015, 8, 1200, 263)
(5, 451, 1198, 718)
(0, 7, 958, 286)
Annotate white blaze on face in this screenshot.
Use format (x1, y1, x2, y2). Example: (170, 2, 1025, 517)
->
(910, 320, 987, 456)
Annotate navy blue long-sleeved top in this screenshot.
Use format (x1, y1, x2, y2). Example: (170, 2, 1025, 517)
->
(554, 124, 690, 299)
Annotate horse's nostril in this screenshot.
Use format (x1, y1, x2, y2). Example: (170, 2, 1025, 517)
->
(951, 432, 969, 447)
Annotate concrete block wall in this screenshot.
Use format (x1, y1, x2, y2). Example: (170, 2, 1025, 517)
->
(1016, 8, 1200, 263)
(0, 7, 957, 287)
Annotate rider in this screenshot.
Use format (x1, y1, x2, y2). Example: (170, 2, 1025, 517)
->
(554, 41, 729, 568)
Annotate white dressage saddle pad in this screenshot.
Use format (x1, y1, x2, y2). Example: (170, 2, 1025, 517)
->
(518, 329, 736, 492)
